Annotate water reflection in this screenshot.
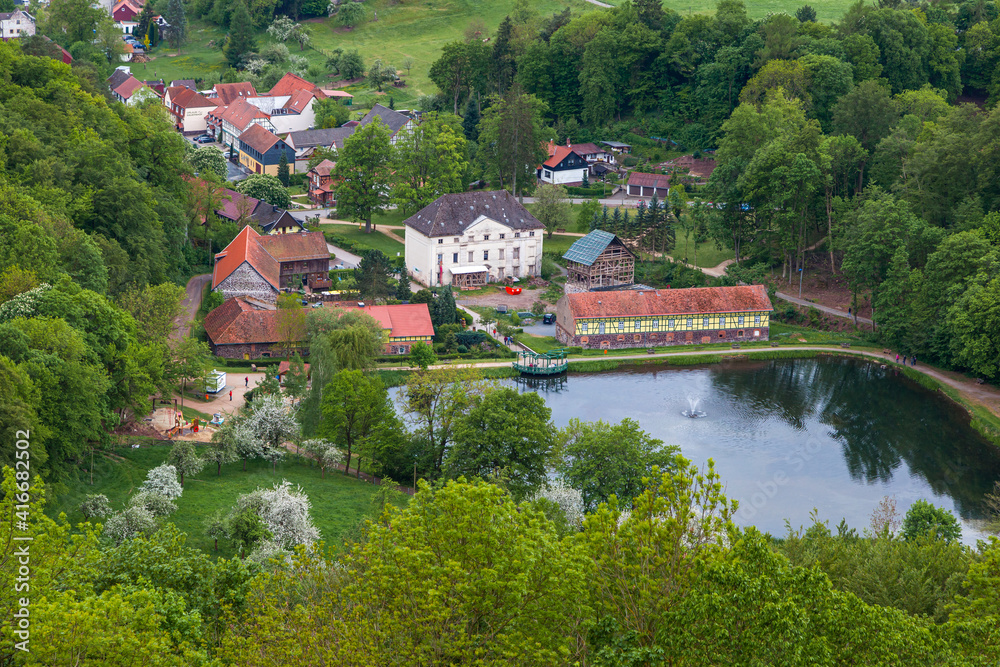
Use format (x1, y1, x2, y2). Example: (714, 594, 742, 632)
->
(516, 357, 1000, 540)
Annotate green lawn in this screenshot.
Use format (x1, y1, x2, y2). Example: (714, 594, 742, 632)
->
(607, 0, 857, 22)
(47, 445, 395, 558)
(142, 20, 230, 86)
(669, 228, 735, 269)
(327, 225, 405, 258)
(541, 234, 580, 256)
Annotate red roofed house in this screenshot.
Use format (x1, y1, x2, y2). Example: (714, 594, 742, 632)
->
(306, 159, 336, 206)
(627, 172, 671, 197)
(211, 81, 258, 105)
(245, 87, 321, 134)
(207, 96, 275, 148)
(204, 298, 433, 359)
(555, 285, 774, 350)
(537, 145, 588, 185)
(163, 86, 218, 133)
(112, 74, 160, 106)
(238, 123, 296, 176)
(212, 226, 329, 302)
(112, 0, 143, 22)
(267, 72, 327, 99)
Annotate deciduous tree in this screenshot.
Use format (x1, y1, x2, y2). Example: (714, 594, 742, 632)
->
(335, 118, 393, 233)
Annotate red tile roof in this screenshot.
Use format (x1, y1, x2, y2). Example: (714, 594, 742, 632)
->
(628, 172, 671, 189)
(213, 82, 258, 105)
(204, 298, 297, 346)
(543, 145, 585, 169)
(278, 360, 310, 376)
(570, 142, 605, 156)
(219, 97, 270, 132)
(257, 231, 328, 261)
(283, 88, 316, 114)
(564, 285, 773, 318)
(212, 226, 279, 289)
(170, 86, 216, 109)
(239, 123, 281, 154)
(310, 159, 336, 177)
(324, 303, 434, 340)
(114, 76, 148, 100)
(268, 72, 325, 98)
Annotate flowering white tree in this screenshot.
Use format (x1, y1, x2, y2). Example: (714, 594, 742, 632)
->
(139, 464, 183, 500)
(235, 480, 319, 551)
(533, 481, 585, 530)
(241, 395, 299, 471)
(302, 438, 344, 478)
(103, 505, 157, 545)
(0, 283, 51, 322)
(129, 491, 177, 517)
(79, 494, 112, 519)
(168, 440, 205, 486)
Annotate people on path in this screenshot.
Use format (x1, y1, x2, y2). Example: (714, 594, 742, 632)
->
(912, 355, 917, 367)
(229, 390, 233, 401)
(245, 376, 249, 387)
(895, 353, 900, 363)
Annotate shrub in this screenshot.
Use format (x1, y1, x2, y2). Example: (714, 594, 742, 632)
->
(511, 314, 520, 326)
(457, 344, 469, 354)
(80, 494, 112, 519)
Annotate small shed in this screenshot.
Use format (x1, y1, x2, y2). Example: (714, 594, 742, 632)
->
(627, 172, 671, 197)
(450, 265, 490, 289)
(563, 230, 635, 291)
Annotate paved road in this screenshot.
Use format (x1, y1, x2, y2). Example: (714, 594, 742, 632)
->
(328, 243, 361, 269)
(775, 291, 873, 325)
(174, 273, 212, 341)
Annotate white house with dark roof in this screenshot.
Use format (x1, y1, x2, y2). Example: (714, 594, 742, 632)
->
(0, 9, 34, 39)
(357, 103, 415, 145)
(403, 191, 544, 288)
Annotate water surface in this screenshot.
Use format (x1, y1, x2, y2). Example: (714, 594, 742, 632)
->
(515, 357, 1000, 543)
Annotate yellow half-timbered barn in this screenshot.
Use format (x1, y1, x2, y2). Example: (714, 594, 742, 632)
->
(555, 285, 773, 349)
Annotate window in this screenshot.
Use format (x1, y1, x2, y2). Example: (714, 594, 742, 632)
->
(687, 318, 693, 328)
(483, 250, 489, 261)
(452, 253, 458, 263)
(581, 322, 589, 333)
(513, 265, 520, 277)
(618, 320, 624, 330)
(719, 316, 726, 327)
(484, 235, 490, 241)
(438, 238, 443, 244)
(652, 320, 659, 330)
(453, 237, 460, 243)
(513, 247, 520, 260)
(529, 231, 535, 237)
(739, 315, 745, 326)
(599, 322, 605, 334)
(499, 249, 505, 260)
(468, 251, 474, 262)
(515, 232, 521, 238)
(436, 253, 443, 264)
(703, 317, 710, 328)
(499, 233, 505, 239)
(634, 321, 641, 331)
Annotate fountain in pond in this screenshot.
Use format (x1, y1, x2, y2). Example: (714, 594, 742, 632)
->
(682, 397, 706, 418)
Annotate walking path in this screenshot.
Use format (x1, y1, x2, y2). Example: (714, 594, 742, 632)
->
(174, 274, 211, 340)
(775, 291, 873, 326)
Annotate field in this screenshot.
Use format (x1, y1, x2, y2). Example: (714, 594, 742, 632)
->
(639, 0, 855, 22)
(668, 228, 735, 269)
(47, 445, 395, 558)
(326, 224, 406, 257)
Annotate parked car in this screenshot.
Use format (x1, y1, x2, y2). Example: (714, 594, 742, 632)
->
(543, 313, 555, 324)
(194, 135, 214, 143)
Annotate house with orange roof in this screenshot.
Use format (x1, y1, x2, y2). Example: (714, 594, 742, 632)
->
(267, 72, 326, 98)
(112, 74, 160, 106)
(207, 96, 275, 148)
(112, 0, 142, 22)
(163, 86, 217, 133)
(204, 298, 433, 359)
(212, 226, 329, 302)
(210, 81, 258, 105)
(554, 285, 774, 350)
(537, 145, 589, 185)
(245, 88, 321, 134)
(238, 124, 295, 176)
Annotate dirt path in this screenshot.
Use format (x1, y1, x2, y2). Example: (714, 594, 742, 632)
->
(174, 274, 211, 341)
(775, 291, 873, 325)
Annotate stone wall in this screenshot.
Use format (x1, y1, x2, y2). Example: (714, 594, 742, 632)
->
(216, 262, 277, 303)
(212, 341, 304, 359)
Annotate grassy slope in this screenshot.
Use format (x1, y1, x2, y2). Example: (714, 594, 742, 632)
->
(328, 224, 406, 256)
(47, 445, 388, 558)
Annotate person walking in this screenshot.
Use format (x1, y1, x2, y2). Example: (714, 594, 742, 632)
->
(895, 353, 900, 364)
(245, 376, 249, 387)
(912, 355, 917, 367)
(229, 390, 233, 401)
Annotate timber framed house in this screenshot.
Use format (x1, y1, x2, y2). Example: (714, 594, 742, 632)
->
(563, 230, 635, 291)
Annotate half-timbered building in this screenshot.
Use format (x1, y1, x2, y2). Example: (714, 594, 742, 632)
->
(212, 226, 329, 302)
(555, 285, 773, 350)
(563, 230, 635, 291)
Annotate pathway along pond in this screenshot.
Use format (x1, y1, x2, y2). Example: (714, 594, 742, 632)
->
(515, 356, 1000, 543)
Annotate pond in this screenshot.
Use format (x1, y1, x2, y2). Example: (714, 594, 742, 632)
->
(513, 357, 1000, 543)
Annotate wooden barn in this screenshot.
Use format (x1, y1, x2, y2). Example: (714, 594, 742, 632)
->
(563, 230, 635, 291)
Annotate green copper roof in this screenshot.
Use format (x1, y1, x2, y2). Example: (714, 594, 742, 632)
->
(563, 230, 617, 266)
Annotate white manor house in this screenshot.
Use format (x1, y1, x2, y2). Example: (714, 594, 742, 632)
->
(403, 191, 545, 288)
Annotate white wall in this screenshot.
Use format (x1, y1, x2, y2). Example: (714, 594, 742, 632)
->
(181, 107, 211, 133)
(407, 215, 543, 287)
(540, 166, 587, 185)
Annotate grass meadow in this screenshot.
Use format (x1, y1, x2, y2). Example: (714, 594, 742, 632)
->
(47, 444, 393, 558)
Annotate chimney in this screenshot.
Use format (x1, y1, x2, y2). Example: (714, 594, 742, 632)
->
(566, 137, 570, 147)
(272, 205, 278, 212)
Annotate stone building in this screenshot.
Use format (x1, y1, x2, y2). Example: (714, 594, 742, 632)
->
(212, 226, 329, 302)
(555, 285, 773, 350)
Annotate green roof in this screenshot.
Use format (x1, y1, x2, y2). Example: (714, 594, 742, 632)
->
(563, 230, 618, 266)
